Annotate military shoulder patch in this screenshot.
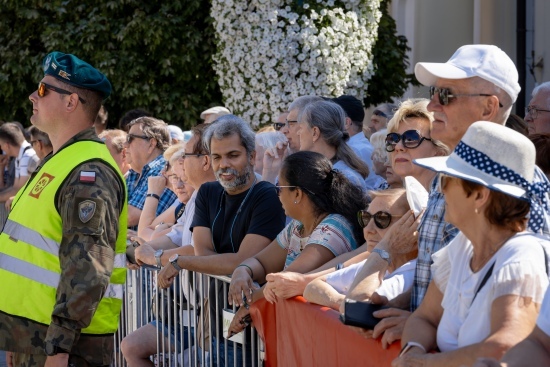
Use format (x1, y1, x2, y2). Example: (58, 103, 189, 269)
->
(78, 200, 96, 223)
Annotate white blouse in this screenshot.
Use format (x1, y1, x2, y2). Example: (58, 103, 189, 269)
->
(431, 232, 549, 352)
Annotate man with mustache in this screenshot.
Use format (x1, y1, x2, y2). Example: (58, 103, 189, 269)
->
(157, 115, 286, 367)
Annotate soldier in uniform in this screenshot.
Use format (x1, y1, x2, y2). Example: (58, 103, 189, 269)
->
(0, 52, 127, 367)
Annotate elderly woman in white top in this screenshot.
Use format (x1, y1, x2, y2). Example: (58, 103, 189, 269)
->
(393, 121, 550, 367)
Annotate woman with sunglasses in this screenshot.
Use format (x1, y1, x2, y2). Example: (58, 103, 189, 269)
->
(304, 189, 418, 310)
(225, 151, 364, 333)
(393, 122, 550, 367)
(386, 99, 450, 191)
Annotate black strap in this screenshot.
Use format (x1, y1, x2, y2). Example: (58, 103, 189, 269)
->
(472, 262, 495, 304)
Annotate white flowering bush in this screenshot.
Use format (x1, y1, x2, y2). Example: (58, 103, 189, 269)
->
(211, 0, 382, 126)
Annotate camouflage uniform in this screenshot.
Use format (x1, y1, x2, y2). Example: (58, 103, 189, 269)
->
(0, 128, 125, 366)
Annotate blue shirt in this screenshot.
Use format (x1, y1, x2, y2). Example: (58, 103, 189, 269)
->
(126, 154, 177, 225)
(347, 133, 384, 190)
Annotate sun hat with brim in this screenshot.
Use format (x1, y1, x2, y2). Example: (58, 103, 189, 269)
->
(414, 44, 521, 103)
(200, 106, 231, 120)
(414, 121, 550, 232)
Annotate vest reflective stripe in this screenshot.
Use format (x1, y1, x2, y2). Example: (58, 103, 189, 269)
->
(3, 219, 60, 257)
(0, 253, 59, 288)
(0, 140, 127, 335)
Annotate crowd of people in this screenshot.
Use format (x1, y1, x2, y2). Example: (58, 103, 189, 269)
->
(0, 43, 550, 367)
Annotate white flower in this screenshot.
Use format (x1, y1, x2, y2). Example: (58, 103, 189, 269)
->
(211, 0, 381, 126)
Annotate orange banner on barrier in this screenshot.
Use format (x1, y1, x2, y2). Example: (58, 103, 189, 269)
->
(251, 296, 400, 366)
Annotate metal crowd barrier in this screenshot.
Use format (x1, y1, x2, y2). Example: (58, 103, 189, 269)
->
(113, 267, 264, 367)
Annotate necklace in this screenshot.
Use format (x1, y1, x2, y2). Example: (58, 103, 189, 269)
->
(300, 213, 328, 238)
(470, 233, 515, 272)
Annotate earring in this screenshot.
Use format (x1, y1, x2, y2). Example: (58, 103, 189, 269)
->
(294, 201, 297, 204)
(474, 208, 479, 214)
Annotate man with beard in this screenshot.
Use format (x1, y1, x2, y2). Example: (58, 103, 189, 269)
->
(157, 115, 286, 367)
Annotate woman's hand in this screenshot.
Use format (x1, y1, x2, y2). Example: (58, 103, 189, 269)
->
(391, 349, 429, 367)
(264, 280, 279, 303)
(228, 267, 257, 307)
(158, 262, 179, 289)
(148, 175, 167, 194)
(380, 210, 423, 255)
(265, 272, 307, 299)
(227, 307, 252, 338)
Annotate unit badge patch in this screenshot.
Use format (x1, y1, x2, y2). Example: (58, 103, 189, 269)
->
(78, 200, 96, 223)
(29, 172, 55, 199)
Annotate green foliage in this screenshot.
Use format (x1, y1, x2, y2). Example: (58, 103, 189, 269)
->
(363, 0, 418, 108)
(0, 0, 413, 128)
(0, 0, 222, 129)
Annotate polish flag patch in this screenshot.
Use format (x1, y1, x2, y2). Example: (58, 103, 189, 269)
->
(79, 171, 96, 183)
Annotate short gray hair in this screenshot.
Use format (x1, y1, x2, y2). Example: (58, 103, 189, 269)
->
(203, 114, 256, 155)
(532, 81, 550, 103)
(289, 95, 324, 119)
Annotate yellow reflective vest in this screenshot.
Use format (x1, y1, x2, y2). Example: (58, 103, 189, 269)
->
(0, 140, 127, 335)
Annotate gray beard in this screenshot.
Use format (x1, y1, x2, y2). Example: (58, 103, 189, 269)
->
(215, 164, 253, 192)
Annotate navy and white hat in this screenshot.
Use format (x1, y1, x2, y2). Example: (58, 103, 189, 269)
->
(414, 121, 550, 231)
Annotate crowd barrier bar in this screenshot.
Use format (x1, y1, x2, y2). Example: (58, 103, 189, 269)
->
(112, 268, 264, 367)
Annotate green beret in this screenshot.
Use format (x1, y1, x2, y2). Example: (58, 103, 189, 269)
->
(42, 51, 112, 99)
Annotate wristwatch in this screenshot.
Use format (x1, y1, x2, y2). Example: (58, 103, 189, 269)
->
(44, 342, 69, 356)
(372, 248, 391, 265)
(169, 253, 183, 271)
(154, 249, 164, 268)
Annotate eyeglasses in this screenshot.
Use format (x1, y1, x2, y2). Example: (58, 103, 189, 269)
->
(126, 133, 151, 144)
(180, 152, 207, 159)
(168, 175, 183, 184)
(357, 210, 402, 229)
(429, 86, 502, 108)
(525, 106, 550, 119)
(37, 82, 86, 104)
(385, 130, 433, 152)
(285, 119, 298, 128)
(273, 122, 285, 131)
(274, 185, 298, 196)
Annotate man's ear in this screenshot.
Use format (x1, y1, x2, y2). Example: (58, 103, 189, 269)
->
(481, 95, 500, 122)
(203, 154, 211, 171)
(65, 94, 79, 112)
(249, 150, 256, 166)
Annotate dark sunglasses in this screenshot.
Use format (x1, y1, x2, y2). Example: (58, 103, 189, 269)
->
(385, 130, 432, 152)
(273, 122, 285, 131)
(38, 82, 86, 104)
(373, 110, 388, 118)
(357, 210, 401, 229)
(126, 133, 151, 144)
(429, 86, 502, 107)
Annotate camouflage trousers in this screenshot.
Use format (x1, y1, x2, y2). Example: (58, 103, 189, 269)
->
(11, 352, 108, 367)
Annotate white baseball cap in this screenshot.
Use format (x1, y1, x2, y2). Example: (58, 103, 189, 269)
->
(415, 45, 521, 102)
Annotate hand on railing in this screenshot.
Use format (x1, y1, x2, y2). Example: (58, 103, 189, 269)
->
(133, 238, 157, 266)
(157, 261, 179, 288)
(265, 272, 308, 300)
(227, 306, 252, 338)
(228, 266, 259, 307)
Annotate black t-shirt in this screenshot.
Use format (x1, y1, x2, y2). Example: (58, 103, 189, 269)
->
(191, 180, 285, 255)
(191, 180, 285, 343)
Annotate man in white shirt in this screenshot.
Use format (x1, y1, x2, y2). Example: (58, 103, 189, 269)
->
(121, 123, 216, 365)
(0, 122, 39, 203)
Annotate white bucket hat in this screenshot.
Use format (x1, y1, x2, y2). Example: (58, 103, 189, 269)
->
(414, 121, 549, 231)
(415, 44, 521, 103)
